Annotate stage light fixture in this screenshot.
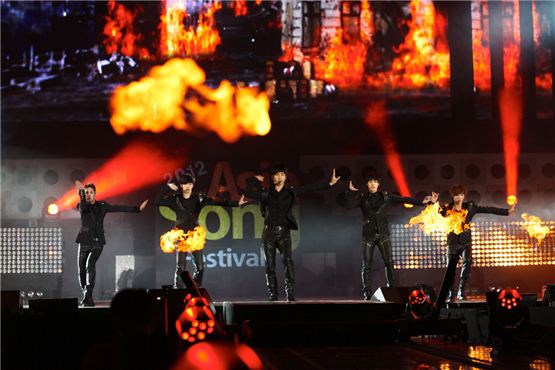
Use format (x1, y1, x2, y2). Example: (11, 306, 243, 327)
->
(405, 289, 432, 319)
(47, 203, 59, 215)
(1, 228, 63, 274)
(486, 287, 529, 357)
(175, 294, 218, 345)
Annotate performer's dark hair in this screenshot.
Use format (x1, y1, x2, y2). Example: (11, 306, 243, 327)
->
(84, 183, 96, 192)
(271, 164, 288, 176)
(449, 184, 467, 196)
(364, 172, 381, 183)
(177, 173, 195, 185)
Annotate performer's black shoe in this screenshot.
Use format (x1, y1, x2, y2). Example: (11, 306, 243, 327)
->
(269, 295, 278, 302)
(80, 296, 95, 307)
(286, 295, 295, 302)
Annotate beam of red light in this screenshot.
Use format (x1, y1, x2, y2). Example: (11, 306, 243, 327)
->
(499, 88, 522, 201)
(364, 100, 412, 197)
(56, 142, 184, 212)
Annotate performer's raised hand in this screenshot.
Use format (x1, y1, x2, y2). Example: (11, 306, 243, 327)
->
(75, 180, 84, 190)
(254, 175, 264, 182)
(329, 168, 341, 186)
(167, 183, 179, 191)
(139, 199, 148, 211)
(349, 181, 358, 192)
(238, 195, 247, 206)
(423, 192, 439, 204)
(508, 204, 516, 214)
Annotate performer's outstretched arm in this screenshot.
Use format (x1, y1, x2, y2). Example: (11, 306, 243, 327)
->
(295, 168, 340, 196)
(388, 193, 424, 206)
(475, 204, 513, 216)
(201, 194, 246, 207)
(243, 176, 264, 200)
(106, 200, 147, 213)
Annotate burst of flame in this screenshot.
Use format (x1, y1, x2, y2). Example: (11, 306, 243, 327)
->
(407, 203, 448, 234)
(278, 42, 301, 62)
(230, 0, 248, 17)
(521, 213, 552, 244)
(160, 226, 207, 253)
(109, 58, 271, 143)
(366, 0, 450, 90)
(313, 29, 369, 88)
(160, 0, 221, 57)
(103, 0, 150, 58)
(407, 203, 470, 235)
(360, 0, 374, 44)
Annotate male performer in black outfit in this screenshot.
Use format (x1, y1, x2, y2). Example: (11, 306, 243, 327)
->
(155, 173, 246, 288)
(345, 174, 432, 300)
(243, 164, 340, 301)
(434, 185, 514, 308)
(75, 181, 148, 307)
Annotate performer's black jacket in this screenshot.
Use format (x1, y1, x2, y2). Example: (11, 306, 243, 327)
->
(155, 185, 237, 232)
(243, 177, 331, 230)
(75, 189, 140, 245)
(439, 201, 509, 245)
(346, 190, 422, 238)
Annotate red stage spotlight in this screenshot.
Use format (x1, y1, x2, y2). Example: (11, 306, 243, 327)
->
(365, 100, 413, 198)
(55, 141, 184, 212)
(499, 89, 522, 203)
(172, 341, 263, 370)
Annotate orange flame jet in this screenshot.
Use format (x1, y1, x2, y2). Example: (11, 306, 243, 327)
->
(109, 58, 271, 143)
(160, 226, 207, 253)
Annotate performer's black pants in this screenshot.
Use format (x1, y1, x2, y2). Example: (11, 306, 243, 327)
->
(435, 243, 473, 311)
(362, 235, 394, 298)
(78, 243, 103, 294)
(262, 225, 294, 300)
(175, 250, 204, 288)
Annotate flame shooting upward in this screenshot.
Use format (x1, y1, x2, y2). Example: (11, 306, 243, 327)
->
(408, 203, 470, 235)
(499, 88, 522, 201)
(521, 213, 552, 245)
(109, 58, 271, 143)
(160, 0, 221, 57)
(160, 226, 207, 253)
(103, 0, 149, 58)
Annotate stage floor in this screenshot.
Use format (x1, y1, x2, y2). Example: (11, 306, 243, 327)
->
(253, 340, 554, 369)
